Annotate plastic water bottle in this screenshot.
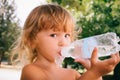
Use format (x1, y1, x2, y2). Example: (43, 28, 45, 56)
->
(61, 32, 120, 59)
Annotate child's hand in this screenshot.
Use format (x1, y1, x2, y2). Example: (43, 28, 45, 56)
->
(74, 57, 91, 70)
(90, 47, 120, 76)
(75, 47, 120, 80)
(75, 47, 120, 76)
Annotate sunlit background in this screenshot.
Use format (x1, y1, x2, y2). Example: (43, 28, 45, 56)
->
(15, 0, 47, 27)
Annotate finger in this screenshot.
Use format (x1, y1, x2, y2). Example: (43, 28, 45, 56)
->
(74, 58, 90, 65)
(75, 58, 91, 69)
(91, 47, 98, 64)
(74, 58, 85, 63)
(106, 53, 119, 65)
(114, 53, 120, 63)
(116, 53, 120, 59)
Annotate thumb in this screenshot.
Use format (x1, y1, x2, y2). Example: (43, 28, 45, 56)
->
(91, 47, 98, 64)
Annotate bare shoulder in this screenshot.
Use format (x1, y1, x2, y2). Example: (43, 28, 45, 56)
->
(20, 64, 46, 80)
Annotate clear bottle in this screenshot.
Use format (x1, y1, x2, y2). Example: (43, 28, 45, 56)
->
(61, 32, 120, 59)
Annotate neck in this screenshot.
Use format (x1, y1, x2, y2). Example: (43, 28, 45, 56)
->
(33, 56, 61, 69)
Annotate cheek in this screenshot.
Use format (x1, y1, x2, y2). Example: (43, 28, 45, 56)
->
(38, 40, 58, 52)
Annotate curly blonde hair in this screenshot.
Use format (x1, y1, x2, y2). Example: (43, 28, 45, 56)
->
(11, 4, 76, 65)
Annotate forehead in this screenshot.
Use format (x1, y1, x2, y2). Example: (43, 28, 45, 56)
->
(52, 25, 73, 33)
(40, 28, 72, 34)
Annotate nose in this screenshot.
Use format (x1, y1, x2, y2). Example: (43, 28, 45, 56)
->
(58, 38, 69, 47)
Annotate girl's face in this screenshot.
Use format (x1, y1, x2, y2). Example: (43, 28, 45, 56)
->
(34, 29, 71, 62)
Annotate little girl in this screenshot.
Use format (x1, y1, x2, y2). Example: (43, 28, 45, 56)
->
(12, 4, 120, 80)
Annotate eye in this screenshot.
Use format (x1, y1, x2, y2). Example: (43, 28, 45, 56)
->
(50, 34, 57, 37)
(65, 34, 70, 38)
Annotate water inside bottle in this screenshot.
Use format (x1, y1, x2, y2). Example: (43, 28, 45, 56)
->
(61, 32, 120, 59)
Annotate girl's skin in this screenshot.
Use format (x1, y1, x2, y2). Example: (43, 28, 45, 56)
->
(20, 29, 120, 80)
(12, 4, 120, 80)
(20, 29, 81, 80)
(76, 48, 120, 80)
